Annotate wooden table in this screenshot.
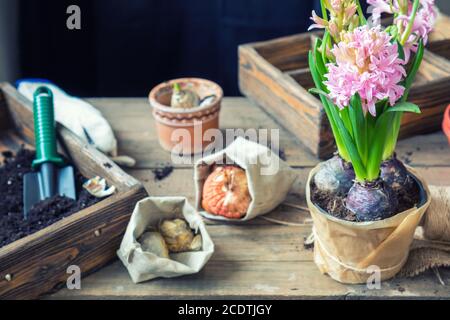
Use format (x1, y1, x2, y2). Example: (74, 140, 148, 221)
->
(50, 97, 450, 299)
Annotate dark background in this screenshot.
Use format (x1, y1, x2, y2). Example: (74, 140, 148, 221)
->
(18, 0, 322, 97)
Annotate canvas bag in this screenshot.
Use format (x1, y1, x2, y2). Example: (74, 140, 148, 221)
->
(306, 165, 432, 284)
(194, 137, 297, 221)
(117, 197, 214, 283)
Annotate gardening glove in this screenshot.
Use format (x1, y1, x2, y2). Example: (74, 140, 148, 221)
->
(17, 79, 136, 167)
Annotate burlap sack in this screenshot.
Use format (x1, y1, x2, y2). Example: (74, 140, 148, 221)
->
(306, 165, 432, 284)
(194, 137, 297, 221)
(400, 185, 450, 278)
(117, 197, 214, 283)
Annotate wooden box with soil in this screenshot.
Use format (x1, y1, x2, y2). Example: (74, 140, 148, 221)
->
(0, 83, 148, 299)
(239, 16, 450, 159)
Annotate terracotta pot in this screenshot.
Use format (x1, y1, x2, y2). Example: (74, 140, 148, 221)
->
(306, 164, 431, 284)
(149, 78, 223, 154)
(443, 104, 450, 145)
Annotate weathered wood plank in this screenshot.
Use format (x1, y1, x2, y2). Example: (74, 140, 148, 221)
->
(89, 97, 320, 168)
(88, 98, 450, 168)
(428, 14, 450, 59)
(49, 260, 450, 299)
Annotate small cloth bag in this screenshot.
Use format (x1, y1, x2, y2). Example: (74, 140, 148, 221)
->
(194, 137, 297, 221)
(117, 197, 214, 283)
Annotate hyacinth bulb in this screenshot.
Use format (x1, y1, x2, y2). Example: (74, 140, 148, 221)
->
(346, 179, 398, 222)
(160, 219, 199, 253)
(380, 154, 414, 193)
(171, 83, 199, 109)
(313, 155, 355, 195)
(139, 232, 170, 259)
(202, 165, 251, 219)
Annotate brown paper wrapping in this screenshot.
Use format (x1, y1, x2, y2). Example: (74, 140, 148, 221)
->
(306, 165, 432, 284)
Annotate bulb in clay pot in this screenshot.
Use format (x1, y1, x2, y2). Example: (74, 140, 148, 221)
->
(380, 154, 414, 193)
(202, 165, 251, 219)
(170, 83, 199, 109)
(346, 179, 398, 222)
(314, 155, 355, 195)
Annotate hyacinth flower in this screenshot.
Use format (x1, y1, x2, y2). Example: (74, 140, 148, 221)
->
(308, 0, 366, 61)
(367, 0, 436, 192)
(308, 0, 366, 196)
(308, 0, 429, 221)
(368, 0, 436, 59)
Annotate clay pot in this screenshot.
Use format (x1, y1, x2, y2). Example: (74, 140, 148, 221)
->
(306, 164, 431, 284)
(443, 104, 450, 146)
(149, 78, 223, 154)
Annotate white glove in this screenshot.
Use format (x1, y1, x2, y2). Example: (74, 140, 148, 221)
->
(17, 80, 135, 167)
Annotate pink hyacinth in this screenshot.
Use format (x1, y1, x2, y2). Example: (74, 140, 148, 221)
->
(368, 0, 437, 62)
(324, 26, 406, 116)
(367, 0, 402, 25)
(397, 1, 437, 60)
(308, 1, 359, 41)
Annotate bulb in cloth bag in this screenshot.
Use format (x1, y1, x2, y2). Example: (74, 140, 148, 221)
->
(170, 83, 199, 109)
(160, 219, 202, 253)
(202, 165, 251, 219)
(138, 232, 170, 258)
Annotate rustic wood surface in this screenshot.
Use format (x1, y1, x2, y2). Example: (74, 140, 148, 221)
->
(49, 97, 450, 300)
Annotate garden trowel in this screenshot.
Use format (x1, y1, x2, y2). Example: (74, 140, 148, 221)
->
(23, 87, 76, 219)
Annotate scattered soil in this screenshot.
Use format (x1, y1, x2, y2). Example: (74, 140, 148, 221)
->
(267, 142, 287, 161)
(311, 185, 357, 221)
(103, 162, 113, 169)
(303, 236, 314, 250)
(310, 175, 421, 222)
(400, 151, 413, 165)
(278, 148, 287, 161)
(0, 149, 102, 248)
(152, 165, 174, 181)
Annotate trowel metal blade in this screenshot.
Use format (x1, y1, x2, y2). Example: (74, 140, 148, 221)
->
(58, 165, 76, 200)
(23, 165, 77, 219)
(23, 172, 41, 219)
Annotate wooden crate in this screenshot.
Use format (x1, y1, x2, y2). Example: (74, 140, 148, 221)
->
(239, 19, 450, 159)
(0, 83, 148, 299)
(427, 14, 450, 60)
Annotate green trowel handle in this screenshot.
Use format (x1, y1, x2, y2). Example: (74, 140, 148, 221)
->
(32, 87, 64, 169)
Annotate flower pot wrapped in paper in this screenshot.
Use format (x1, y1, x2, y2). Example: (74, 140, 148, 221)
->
(307, 165, 431, 284)
(306, 0, 436, 283)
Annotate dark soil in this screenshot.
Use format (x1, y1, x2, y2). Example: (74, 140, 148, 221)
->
(103, 162, 113, 169)
(310, 175, 421, 222)
(152, 165, 174, 181)
(0, 149, 102, 248)
(277, 148, 287, 161)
